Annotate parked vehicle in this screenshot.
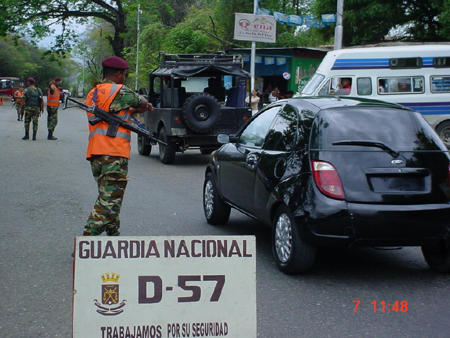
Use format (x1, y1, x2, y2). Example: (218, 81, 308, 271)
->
(203, 96, 450, 274)
(299, 45, 450, 147)
(139, 52, 252, 164)
(59, 89, 71, 102)
(0, 77, 21, 96)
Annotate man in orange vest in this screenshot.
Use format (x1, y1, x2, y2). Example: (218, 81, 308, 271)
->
(14, 85, 25, 121)
(46, 77, 61, 140)
(83, 56, 153, 236)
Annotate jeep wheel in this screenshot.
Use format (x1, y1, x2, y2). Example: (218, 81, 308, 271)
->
(203, 172, 230, 225)
(182, 93, 221, 133)
(137, 134, 151, 156)
(158, 128, 176, 164)
(273, 205, 316, 274)
(200, 146, 214, 155)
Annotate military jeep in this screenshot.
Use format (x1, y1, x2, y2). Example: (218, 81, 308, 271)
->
(138, 52, 252, 164)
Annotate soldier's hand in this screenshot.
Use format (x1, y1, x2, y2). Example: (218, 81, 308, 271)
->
(145, 103, 153, 112)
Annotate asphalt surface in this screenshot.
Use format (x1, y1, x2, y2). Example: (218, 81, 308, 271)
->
(0, 101, 449, 337)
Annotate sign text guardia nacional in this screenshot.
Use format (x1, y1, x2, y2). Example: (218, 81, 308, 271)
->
(73, 236, 256, 338)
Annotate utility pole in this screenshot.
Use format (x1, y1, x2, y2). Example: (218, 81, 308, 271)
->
(250, 0, 257, 91)
(334, 0, 344, 50)
(135, 4, 141, 92)
(82, 60, 85, 96)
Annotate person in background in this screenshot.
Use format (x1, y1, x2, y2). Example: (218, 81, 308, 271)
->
(245, 88, 260, 115)
(83, 56, 153, 236)
(19, 78, 44, 140)
(335, 78, 352, 95)
(269, 87, 281, 102)
(284, 90, 294, 98)
(46, 77, 62, 140)
(14, 85, 25, 121)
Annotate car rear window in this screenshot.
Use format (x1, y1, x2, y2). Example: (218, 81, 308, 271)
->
(310, 107, 446, 151)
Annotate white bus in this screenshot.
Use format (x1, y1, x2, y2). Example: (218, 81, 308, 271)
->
(300, 45, 450, 147)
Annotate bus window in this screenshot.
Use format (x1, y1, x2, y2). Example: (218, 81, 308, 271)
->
(357, 77, 372, 95)
(378, 77, 424, 94)
(430, 76, 450, 93)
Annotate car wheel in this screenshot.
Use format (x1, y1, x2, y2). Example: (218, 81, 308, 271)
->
(436, 121, 450, 148)
(272, 205, 316, 274)
(137, 134, 151, 156)
(203, 172, 231, 225)
(158, 128, 176, 164)
(422, 242, 450, 272)
(182, 93, 221, 133)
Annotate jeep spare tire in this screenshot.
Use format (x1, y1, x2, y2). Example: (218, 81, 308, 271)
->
(182, 93, 221, 133)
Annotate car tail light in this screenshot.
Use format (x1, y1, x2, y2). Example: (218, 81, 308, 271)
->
(243, 116, 250, 122)
(311, 160, 345, 200)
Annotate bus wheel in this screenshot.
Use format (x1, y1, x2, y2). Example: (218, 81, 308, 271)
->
(436, 121, 450, 149)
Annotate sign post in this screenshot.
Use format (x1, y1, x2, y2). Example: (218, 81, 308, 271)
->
(73, 236, 256, 338)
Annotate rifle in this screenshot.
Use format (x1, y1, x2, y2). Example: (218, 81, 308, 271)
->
(63, 96, 166, 146)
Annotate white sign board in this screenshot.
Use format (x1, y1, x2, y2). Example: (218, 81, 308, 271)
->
(73, 236, 256, 338)
(234, 13, 276, 43)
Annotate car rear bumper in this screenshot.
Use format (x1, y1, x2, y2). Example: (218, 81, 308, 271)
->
(299, 202, 450, 248)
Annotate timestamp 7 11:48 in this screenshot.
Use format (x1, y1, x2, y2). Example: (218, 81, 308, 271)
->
(353, 300, 408, 313)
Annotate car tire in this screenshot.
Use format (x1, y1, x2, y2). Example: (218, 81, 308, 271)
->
(203, 172, 231, 225)
(272, 205, 316, 274)
(421, 242, 450, 272)
(158, 127, 176, 164)
(435, 121, 450, 149)
(182, 93, 221, 133)
(137, 134, 151, 156)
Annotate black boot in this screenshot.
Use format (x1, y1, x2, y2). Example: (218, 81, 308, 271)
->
(22, 131, 29, 140)
(47, 130, 57, 140)
(32, 131, 36, 141)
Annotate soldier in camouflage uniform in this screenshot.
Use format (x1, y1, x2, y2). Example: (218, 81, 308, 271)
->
(46, 77, 62, 140)
(83, 56, 153, 236)
(19, 78, 44, 140)
(14, 85, 25, 121)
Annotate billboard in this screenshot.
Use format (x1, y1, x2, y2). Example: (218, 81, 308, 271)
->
(234, 13, 276, 43)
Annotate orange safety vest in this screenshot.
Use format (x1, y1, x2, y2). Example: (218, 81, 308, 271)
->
(14, 90, 24, 102)
(47, 85, 60, 107)
(85, 83, 132, 159)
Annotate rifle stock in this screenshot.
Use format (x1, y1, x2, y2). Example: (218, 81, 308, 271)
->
(63, 96, 167, 146)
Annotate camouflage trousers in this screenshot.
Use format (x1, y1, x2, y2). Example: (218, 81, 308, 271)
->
(24, 107, 41, 132)
(15, 102, 24, 119)
(84, 156, 129, 236)
(47, 107, 58, 132)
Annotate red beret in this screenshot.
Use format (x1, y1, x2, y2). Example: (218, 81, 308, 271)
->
(28, 77, 35, 83)
(102, 56, 129, 70)
(54, 77, 61, 81)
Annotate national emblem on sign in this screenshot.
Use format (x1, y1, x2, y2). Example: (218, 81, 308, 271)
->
(93, 272, 127, 316)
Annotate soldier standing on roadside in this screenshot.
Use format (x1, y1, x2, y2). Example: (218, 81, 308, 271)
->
(13, 85, 25, 121)
(83, 56, 153, 236)
(46, 77, 61, 140)
(19, 78, 44, 140)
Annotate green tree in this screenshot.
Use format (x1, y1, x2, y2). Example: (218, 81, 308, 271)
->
(311, 0, 448, 46)
(0, 0, 141, 57)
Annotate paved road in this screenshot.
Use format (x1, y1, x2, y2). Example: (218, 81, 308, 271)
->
(0, 101, 449, 337)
